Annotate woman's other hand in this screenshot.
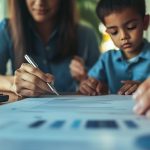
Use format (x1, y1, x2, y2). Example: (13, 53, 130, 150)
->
(70, 56, 87, 82)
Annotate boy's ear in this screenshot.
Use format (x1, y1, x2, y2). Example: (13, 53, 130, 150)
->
(143, 14, 150, 30)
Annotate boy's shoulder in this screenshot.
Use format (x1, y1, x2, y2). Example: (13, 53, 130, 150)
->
(140, 39, 150, 58)
(98, 49, 123, 63)
(101, 49, 121, 58)
(143, 39, 150, 49)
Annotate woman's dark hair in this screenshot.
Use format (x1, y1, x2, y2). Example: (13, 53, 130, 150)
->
(96, 0, 146, 24)
(8, 0, 78, 69)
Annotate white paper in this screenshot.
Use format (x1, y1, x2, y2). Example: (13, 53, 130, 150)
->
(0, 95, 149, 150)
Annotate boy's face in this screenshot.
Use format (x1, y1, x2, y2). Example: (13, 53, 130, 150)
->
(104, 8, 147, 58)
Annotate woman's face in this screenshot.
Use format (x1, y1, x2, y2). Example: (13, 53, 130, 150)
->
(26, 0, 59, 23)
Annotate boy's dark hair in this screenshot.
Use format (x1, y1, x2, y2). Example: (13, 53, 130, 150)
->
(96, 0, 146, 24)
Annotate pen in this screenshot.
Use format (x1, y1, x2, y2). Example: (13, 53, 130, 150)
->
(24, 54, 59, 96)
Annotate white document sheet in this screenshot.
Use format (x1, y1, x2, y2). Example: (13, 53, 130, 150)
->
(0, 95, 150, 150)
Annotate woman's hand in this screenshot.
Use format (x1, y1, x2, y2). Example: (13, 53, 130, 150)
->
(118, 80, 141, 95)
(79, 77, 108, 96)
(70, 56, 87, 82)
(133, 78, 150, 117)
(11, 63, 55, 97)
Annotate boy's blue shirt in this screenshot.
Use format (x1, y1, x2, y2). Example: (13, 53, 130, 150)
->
(88, 39, 150, 94)
(0, 19, 100, 92)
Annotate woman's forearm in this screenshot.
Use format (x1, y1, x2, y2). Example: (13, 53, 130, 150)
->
(0, 75, 14, 92)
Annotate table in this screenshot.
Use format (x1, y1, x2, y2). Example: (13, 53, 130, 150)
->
(0, 95, 150, 150)
(0, 91, 79, 105)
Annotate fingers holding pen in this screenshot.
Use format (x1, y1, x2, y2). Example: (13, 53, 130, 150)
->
(79, 83, 96, 96)
(96, 82, 108, 95)
(20, 63, 54, 83)
(79, 78, 98, 96)
(13, 63, 55, 96)
(79, 77, 106, 96)
(15, 69, 49, 92)
(14, 81, 47, 97)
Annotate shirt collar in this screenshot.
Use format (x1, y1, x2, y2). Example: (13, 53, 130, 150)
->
(114, 50, 124, 61)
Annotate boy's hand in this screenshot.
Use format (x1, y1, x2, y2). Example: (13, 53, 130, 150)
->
(70, 56, 87, 82)
(79, 77, 108, 96)
(118, 80, 141, 95)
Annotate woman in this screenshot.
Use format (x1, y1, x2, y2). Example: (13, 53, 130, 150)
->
(0, 0, 100, 96)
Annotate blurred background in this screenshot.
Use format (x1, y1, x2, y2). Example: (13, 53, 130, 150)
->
(0, 0, 150, 53)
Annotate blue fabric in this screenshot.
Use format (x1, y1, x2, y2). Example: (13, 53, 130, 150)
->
(88, 39, 150, 94)
(0, 19, 100, 92)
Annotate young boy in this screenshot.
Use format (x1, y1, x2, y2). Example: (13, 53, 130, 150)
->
(79, 0, 150, 96)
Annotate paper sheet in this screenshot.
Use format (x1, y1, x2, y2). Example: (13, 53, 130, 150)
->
(0, 95, 149, 150)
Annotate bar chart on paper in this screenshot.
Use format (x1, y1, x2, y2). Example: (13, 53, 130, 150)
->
(0, 95, 150, 150)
